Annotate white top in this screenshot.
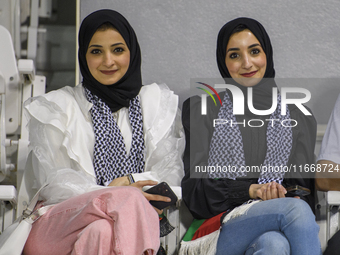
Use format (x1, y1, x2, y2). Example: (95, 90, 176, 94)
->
(23, 83, 185, 205)
(317, 94, 340, 164)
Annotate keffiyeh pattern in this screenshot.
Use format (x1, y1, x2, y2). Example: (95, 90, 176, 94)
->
(85, 87, 145, 185)
(208, 92, 293, 184)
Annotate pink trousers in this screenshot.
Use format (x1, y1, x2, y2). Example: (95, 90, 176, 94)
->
(23, 186, 160, 255)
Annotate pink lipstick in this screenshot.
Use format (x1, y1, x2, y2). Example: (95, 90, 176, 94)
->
(100, 70, 117, 75)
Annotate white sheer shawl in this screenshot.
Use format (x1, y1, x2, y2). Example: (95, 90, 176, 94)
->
(22, 83, 184, 205)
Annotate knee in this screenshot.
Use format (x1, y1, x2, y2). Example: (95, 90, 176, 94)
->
(283, 198, 319, 230)
(246, 231, 290, 255)
(123, 186, 151, 205)
(104, 186, 158, 219)
(285, 198, 314, 220)
(79, 219, 113, 240)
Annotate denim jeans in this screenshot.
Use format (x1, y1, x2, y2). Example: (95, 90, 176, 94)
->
(216, 198, 321, 255)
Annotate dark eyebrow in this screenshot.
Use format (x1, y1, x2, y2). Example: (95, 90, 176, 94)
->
(88, 42, 125, 48)
(111, 42, 125, 47)
(227, 43, 261, 52)
(227, 47, 239, 52)
(249, 43, 261, 49)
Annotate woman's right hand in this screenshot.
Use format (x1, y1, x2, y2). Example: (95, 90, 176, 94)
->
(108, 176, 130, 186)
(249, 181, 287, 200)
(130, 180, 171, 214)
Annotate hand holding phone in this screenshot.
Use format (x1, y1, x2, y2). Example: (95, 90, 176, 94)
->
(145, 182, 178, 210)
(286, 185, 310, 197)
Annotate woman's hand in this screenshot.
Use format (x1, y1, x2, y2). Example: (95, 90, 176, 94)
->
(108, 178, 171, 213)
(108, 176, 130, 186)
(131, 180, 171, 214)
(249, 181, 287, 200)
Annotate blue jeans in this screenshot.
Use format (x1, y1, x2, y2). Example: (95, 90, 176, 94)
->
(216, 198, 321, 255)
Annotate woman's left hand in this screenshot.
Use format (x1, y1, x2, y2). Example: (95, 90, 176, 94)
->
(255, 181, 287, 200)
(262, 182, 287, 200)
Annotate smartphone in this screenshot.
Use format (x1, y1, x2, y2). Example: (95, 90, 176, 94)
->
(145, 182, 178, 210)
(286, 185, 311, 197)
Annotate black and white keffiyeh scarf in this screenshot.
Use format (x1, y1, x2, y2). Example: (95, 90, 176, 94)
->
(208, 92, 293, 184)
(85, 87, 145, 185)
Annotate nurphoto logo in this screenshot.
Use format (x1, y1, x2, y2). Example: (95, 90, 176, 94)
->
(196, 82, 311, 128)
